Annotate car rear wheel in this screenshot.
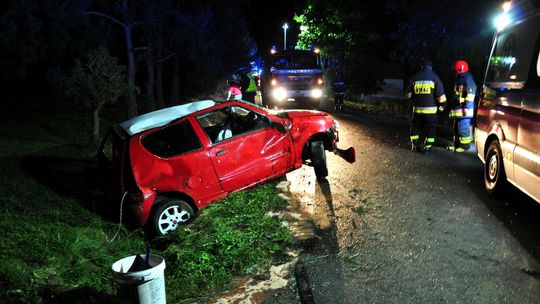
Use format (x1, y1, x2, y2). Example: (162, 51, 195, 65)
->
(484, 140, 507, 194)
(148, 198, 195, 236)
(310, 141, 328, 179)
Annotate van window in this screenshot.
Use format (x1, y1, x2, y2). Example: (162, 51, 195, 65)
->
(142, 120, 202, 158)
(486, 18, 540, 89)
(526, 31, 540, 89)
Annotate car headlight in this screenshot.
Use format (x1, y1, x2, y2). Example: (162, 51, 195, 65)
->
(311, 88, 323, 98)
(272, 87, 287, 101)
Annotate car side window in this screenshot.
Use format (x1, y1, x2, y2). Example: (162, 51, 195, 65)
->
(230, 106, 270, 134)
(196, 106, 270, 144)
(141, 120, 202, 158)
(196, 108, 231, 143)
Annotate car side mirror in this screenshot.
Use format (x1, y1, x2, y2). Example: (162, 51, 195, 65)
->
(271, 121, 287, 134)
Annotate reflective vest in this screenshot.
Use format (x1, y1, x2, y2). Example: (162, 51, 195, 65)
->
(449, 71, 476, 119)
(406, 67, 446, 114)
(245, 73, 257, 93)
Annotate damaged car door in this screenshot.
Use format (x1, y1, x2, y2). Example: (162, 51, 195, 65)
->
(196, 105, 292, 192)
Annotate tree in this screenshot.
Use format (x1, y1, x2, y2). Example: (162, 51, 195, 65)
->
(64, 47, 127, 145)
(387, 0, 500, 85)
(294, 1, 384, 93)
(167, 1, 255, 103)
(85, 0, 143, 118)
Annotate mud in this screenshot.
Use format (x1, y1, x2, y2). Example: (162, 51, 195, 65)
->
(207, 179, 319, 304)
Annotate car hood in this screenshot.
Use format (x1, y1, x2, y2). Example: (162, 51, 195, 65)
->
(275, 109, 329, 120)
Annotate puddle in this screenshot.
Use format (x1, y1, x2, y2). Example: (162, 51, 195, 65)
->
(207, 251, 299, 304)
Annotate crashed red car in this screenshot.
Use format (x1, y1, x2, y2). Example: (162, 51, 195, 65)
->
(98, 100, 355, 236)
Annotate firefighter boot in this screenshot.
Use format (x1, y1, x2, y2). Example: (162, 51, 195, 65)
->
(447, 145, 467, 153)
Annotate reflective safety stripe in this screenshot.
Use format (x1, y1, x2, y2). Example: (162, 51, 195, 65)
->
(466, 93, 475, 102)
(436, 95, 447, 103)
(449, 108, 474, 118)
(426, 137, 435, 143)
(414, 106, 437, 114)
(410, 135, 420, 140)
(460, 136, 473, 144)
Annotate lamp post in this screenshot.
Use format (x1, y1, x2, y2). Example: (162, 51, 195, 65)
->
(282, 23, 288, 50)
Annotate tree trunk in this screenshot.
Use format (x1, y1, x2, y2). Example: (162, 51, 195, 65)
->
(146, 44, 156, 112)
(122, 0, 138, 118)
(169, 53, 180, 105)
(91, 107, 100, 145)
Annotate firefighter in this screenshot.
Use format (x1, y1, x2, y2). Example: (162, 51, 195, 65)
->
(447, 60, 477, 152)
(240, 68, 257, 103)
(333, 73, 346, 111)
(405, 60, 447, 153)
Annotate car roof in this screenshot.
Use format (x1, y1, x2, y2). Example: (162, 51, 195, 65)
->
(119, 100, 217, 136)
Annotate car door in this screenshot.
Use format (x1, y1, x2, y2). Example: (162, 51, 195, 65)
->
(515, 92, 540, 203)
(514, 26, 540, 204)
(196, 105, 291, 192)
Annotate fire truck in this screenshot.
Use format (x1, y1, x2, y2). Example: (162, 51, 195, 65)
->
(261, 49, 324, 108)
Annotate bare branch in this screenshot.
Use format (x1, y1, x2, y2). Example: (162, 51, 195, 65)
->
(132, 47, 147, 52)
(84, 11, 124, 27)
(152, 53, 175, 65)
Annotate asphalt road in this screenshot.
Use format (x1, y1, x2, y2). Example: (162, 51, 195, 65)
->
(266, 100, 540, 304)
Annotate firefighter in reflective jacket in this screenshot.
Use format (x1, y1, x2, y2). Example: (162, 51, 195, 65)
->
(240, 69, 257, 103)
(406, 60, 446, 153)
(448, 60, 477, 152)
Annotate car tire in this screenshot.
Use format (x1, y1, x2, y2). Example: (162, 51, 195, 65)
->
(484, 140, 507, 194)
(310, 141, 328, 179)
(148, 198, 195, 236)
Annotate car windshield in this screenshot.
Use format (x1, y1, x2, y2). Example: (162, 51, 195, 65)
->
(270, 53, 320, 69)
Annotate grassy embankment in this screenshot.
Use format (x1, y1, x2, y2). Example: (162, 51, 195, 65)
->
(0, 100, 291, 303)
(344, 98, 411, 119)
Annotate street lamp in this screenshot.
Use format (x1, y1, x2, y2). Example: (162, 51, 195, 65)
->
(282, 23, 288, 51)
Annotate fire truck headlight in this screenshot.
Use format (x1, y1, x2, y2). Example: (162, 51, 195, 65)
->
(311, 88, 323, 98)
(273, 87, 287, 101)
(271, 78, 278, 86)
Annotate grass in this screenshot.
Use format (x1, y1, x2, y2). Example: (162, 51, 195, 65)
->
(344, 98, 411, 119)
(0, 98, 292, 303)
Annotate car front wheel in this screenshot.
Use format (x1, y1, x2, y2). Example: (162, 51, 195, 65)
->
(310, 141, 328, 179)
(484, 140, 507, 194)
(148, 198, 195, 236)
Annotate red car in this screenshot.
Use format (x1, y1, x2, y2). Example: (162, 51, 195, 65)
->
(98, 100, 355, 236)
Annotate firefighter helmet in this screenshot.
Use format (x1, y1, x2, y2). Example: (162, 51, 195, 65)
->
(453, 60, 469, 74)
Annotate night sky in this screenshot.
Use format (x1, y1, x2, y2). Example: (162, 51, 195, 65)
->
(244, 0, 308, 54)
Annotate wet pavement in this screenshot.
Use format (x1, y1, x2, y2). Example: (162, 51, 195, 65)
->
(211, 101, 540, 304)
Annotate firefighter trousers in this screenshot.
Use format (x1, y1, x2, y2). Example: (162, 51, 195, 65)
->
(452, 118, 472, 150)
(410, 113, 437, 149)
